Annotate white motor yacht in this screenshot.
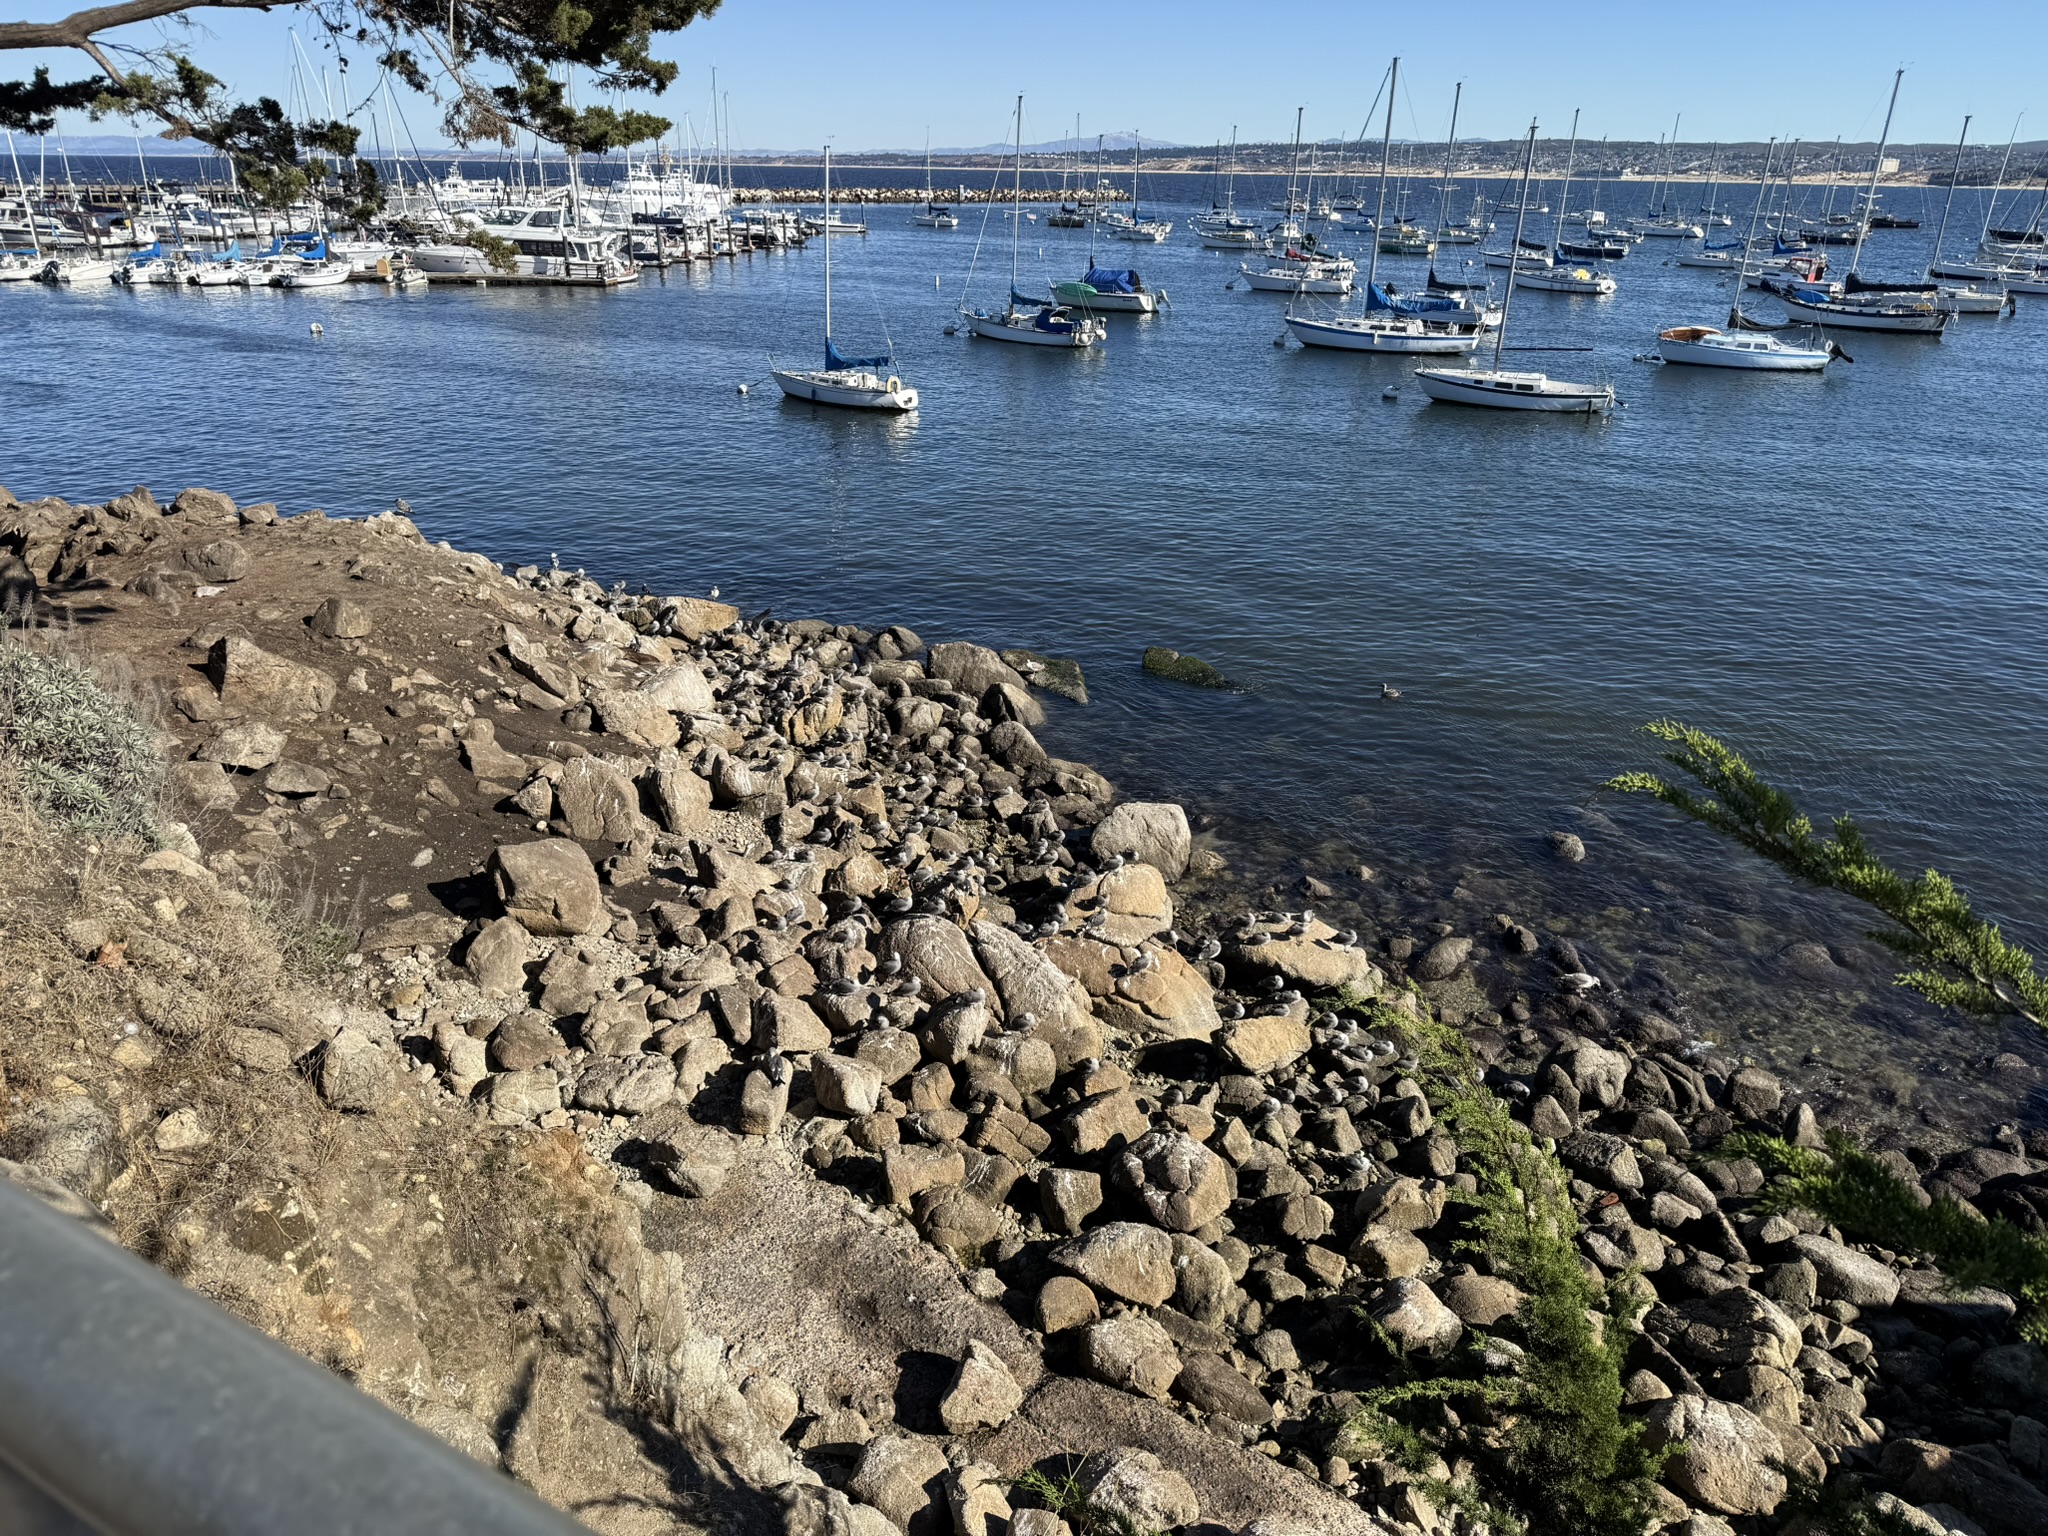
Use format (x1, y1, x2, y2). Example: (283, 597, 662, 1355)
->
(36, 256, 117, 284)
(413, 206, 638, 284)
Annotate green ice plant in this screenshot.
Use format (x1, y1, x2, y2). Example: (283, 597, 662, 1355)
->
(1325, 992, 1664, 1536)
(1606, 719, 2048, 1029)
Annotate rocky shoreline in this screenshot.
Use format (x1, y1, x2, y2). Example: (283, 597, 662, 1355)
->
(3, 482, 2046, 1536)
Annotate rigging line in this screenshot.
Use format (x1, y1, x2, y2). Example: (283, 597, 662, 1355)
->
(953, 113, 1009, 315)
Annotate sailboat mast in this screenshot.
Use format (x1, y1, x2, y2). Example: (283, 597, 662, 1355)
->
(1849, 68, 1903, 278)
(1365, 57, 1398, 297)
(1287, 107, 1303, 223)
(823, 144, 832, 348)
(1930, 117, 1971, 272)
(7, 130, 39, 256)
(1977, 113, 2022, 248)
(1131, 132, 1140, 222)
(1434, 83, 1462, 239)
(1664, 116, 1681, 216)
(1010, 94, 1023, 304)
(1493, 120, 1539, 375)
(1732, 136, 1777, 324)
(1551, 108, 1579, 252)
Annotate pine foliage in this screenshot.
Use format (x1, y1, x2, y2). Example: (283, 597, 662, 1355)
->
(1330, 995, 1664, 1536)
(1732, 1131, 2048, 1344)
(1607, 720, 2047, 1028)
(0, 640, 164, 844)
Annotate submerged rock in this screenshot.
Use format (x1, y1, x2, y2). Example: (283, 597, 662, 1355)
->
(1140, 647, 1237, 690)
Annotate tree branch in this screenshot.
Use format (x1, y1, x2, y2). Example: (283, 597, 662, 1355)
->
(0, 0, 277, 53)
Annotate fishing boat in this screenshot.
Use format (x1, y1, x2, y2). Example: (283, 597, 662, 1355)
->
(0, 247, 43, 281)
(772, 146, 919, 412)
(960, 98, 1107, 350)
(1415, 120, 1614, 414)
(1376, 223, 1434, 256)
(1284, 60, 1478, 357)
(913, 136, 959, 228)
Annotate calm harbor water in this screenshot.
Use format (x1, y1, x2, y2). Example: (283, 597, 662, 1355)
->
(6, 173, 2046, 1132)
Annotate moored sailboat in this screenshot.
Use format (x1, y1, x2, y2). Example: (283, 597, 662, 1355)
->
(1415, 119, 1615, 413)
(772, 145, 919, 411)
(960, 98, 1107, 349)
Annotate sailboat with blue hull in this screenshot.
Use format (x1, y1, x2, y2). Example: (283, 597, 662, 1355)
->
(773, 145, 920, 412)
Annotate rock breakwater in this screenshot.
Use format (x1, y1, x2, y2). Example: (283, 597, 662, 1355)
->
(2, 481, 2046, 1536)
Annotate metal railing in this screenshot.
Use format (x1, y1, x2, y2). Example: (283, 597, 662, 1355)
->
(0, 1179, 591, 1535)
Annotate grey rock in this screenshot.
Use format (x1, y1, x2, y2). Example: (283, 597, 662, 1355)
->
(1791, 1233, 1901, 1309)
(183, 539, 250, 583)
(813, 1053, 886, 1117)
(195, 721, 287, 771)
(1413, 936, 1472, 982)
(1975, 1343, 2048, 1410)
(486, 1069, 562, 1124)
(848, 1434, 949, 1533)
(1548, 831, 1586, 862)
(646, 1126, 737, 1198)
(493, 839, 604, 937)
(1051, 1221, 1177, 1307)
(938, 1341, 1023, 1434)
(1662, 1288, 1804, 1373)
(1439, 1272, 1526, 1327)
(1090, 801, 1192, 880)
(1557, 1042, 1631, 1110)
(1727, 1065, 1784, 1121)
(572, 1055, 676, 1115)
(1173, 1352, 1271, 1426)
(1371, 1277, 1464, 1357)
(463, 916, 532, 999)
(1643, 1394, 1788, 1516)
(309, 596, 372, 639)
(880, 916, 996, 1006)
(315, 1026, 391, 1113)
(1111, 1128, 1236, 1233)
(207, 636, 335, 716)
(1078, 1317, 1181, 1400)
(1038, 1168, 1104, 1235)
(1073, 1448, 1198, 1530)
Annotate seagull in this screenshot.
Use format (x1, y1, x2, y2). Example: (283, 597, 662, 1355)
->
(709, 586, 721, 598)
(1195, 937, 1222, 962)
(736, 383, 748, 395)
(1381, 683, 1402, 700)
(1335, 928, 1359, 947)
(1559, 971, 1602, 993)
(309, 322, 324, 337)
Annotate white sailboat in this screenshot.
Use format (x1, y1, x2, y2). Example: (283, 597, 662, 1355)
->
(1517, 112, 1618, 295)
(913, 134, 958, 228)
(1102, 134, 1171, 242)
(1657, 137, 1836, 372)
(773, 145, 919, 411)
(1777, 72, 1952, 337)
(1415, 120, 1615, 414)
(1193, 128, 1266, 249)
(1241, 109, 1355, 293)
(1285, 58, 1478, 356)
(960, 98, 1107, 349)
(1056, 171, 1161, 314)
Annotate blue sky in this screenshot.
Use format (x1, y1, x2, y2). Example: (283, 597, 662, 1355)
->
(12, 0, 2046, 152)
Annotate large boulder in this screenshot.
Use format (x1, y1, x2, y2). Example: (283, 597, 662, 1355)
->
(1790, 1233, 1900, 1309)
(1073, 1448, 1198, 1530)
(1371, 1277, 1464, 1358)
(315, 1027, 392, 1113)
(1050, 1221, 1176, 1306)
(493, 840, 605, 937)
(927, 641, 1029, 702)
(463, 916, 532, 998)
(971, 920, 1100, 1067)
(639, 661, 716, 714)
(1661, 1289, 1804, 1373)
(848, 1435, 948, 1532)
(1078, 1317, 1180, 1400)
(646, 748, 713, 834)
(183, 540, 250, 584)
(938, 1341, 1023, 1435)
(554, 756, 649, 843)
(1229, 918, 1380, 993)
(207, 636, 336, 716)
(1112, 1129, 1236, 1232)
(1091, 801, 1191, 880)
(1643, 1395, 1789, 1516)
(589, 687, 682, 750)
(880, 917, 996, 1007)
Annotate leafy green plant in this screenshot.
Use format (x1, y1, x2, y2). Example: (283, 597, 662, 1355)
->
(1606, 720, 2047, 1027)
(1329, 997, 1665, 1536)
(458, 226, 522, 275)
(0, 639, 163, 844)
(1734, 1131, 2048, 1344)
(1008, 1467, 1157, 1536)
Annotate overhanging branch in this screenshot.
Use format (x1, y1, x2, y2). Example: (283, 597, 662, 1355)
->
(0, 0, 277, 53)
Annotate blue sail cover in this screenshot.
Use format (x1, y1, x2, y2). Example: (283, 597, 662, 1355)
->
(1011, 286, 1051, 308)
(1081, 267, 1139, 294)
(132, 242, 162, 260)
(1773, 236, 1809, 255)
(1365, 283, 1463, 317)
(826, 338, 891, 370)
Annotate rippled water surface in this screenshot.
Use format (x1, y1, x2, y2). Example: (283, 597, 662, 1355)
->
(7, 173, 2047, 1129)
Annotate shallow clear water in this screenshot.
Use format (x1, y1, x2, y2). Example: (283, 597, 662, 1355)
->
(7, 172, 2046, 1132)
